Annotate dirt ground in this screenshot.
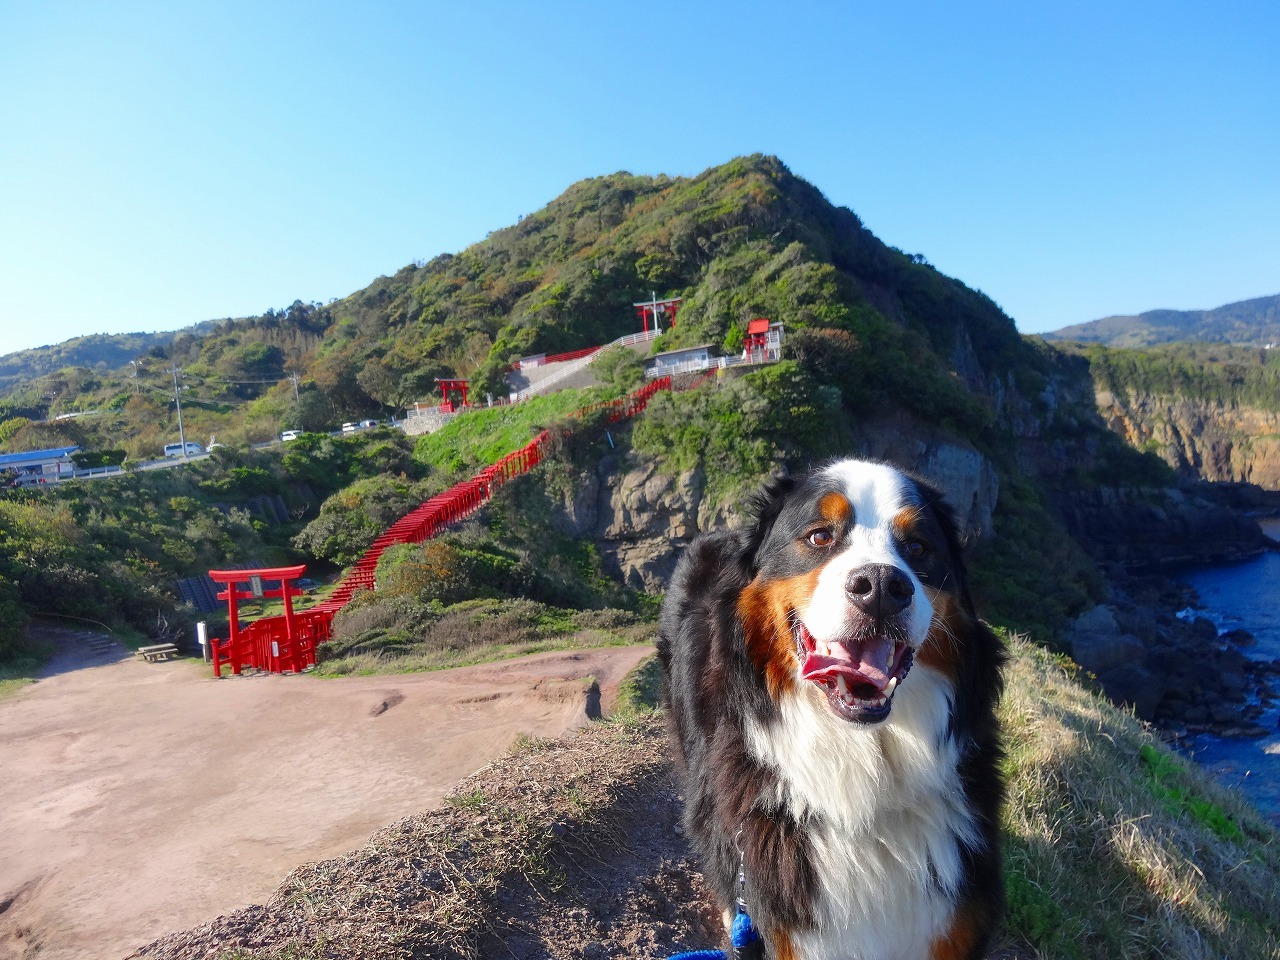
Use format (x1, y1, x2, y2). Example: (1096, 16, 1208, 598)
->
(0, 627, 654, 960)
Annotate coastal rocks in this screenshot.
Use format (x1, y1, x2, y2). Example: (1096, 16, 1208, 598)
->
(1069, 605, 1163, 719)
(1056, 485, 1270, 569)
(1067, 600, 1264, 733)
(850, 413, 999, 539)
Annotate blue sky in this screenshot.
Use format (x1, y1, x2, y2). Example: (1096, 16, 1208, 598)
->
(1, 0, 1276, 356)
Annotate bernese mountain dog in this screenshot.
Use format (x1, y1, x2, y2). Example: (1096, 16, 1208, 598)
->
(658, 458, 1004, 960)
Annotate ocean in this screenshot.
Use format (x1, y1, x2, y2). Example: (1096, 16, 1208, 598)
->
(1177, 518, 1280, 825)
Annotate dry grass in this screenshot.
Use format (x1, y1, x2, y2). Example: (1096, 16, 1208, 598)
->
(1000, 633, 1280, 959)
(132, 717, 718, 960)
(133, 636, 1280, 959)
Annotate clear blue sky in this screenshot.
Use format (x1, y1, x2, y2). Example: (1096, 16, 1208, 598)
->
(1, 0, 1277, 357)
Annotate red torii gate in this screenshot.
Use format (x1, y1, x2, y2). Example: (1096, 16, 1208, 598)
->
(208, 564, 315, 677)
(436, 378, 470, 413)
(633, 294, 681, 333)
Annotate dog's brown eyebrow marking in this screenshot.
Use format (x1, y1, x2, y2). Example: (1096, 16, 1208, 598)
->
(891, 505, 925, 537)
(818, 492, 852, 526)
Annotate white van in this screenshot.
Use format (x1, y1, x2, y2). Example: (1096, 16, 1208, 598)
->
(281, 429, 303, 442)
(163, 442, 205, 457)
(341, 422, 359, 434)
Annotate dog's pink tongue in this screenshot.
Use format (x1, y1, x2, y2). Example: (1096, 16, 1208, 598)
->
(801, 635, 895, 690)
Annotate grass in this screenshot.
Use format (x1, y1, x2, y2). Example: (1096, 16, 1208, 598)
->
(413, 386, 612, 474)
(611, 653, 663, 719)
(0, 631, 54, 699)
(312, 627, 652, 678)
(998, 631, 1280, 958)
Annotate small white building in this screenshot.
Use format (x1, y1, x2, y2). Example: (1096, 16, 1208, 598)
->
(0, 445, 80, 487)
(642, 344, 719, 379)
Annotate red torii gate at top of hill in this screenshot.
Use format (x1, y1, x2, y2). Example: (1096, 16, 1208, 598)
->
(633, 294, 681, 333)
(436, 378, 470, 413)
(208, 564, 310, 677)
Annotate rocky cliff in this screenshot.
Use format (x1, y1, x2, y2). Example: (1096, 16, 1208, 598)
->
(1097, 390, 1280, 491)
(555, 425, 999, 594)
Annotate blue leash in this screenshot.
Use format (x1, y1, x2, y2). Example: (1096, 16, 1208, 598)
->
(668, 907, 761, 960)
(669, 830, 763, 960)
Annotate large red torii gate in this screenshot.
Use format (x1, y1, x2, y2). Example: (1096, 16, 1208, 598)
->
(208, 564, 320, 677)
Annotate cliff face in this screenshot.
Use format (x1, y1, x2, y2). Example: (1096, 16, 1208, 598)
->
(1097, 391, 1280, 491)
(546, 423, 1000, 592)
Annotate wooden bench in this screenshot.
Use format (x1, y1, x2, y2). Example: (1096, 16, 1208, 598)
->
(137, 643, 180, 662)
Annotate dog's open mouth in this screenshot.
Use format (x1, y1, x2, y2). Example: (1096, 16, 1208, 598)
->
(793, 617, 914, 723)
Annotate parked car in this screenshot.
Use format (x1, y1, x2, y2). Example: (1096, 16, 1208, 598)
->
(358, 419, 380, 429)
(163, 442, 205, 457)
(280, 429, 303, 442)
(341, 422, 359, 434)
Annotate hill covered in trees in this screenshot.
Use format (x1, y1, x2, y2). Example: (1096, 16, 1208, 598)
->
(1045, 293, 1280, 348)
(0, 155, 1033, 460)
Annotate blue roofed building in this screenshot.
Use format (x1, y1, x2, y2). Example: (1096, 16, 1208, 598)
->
(0, 445, 80, 486)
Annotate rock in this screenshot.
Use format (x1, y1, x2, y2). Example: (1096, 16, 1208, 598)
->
(1220, 628, 1256, 647)
(1072, 604, 1120, 638)
(1073, 632, 1146, 677)
(846, 411, 999, 539)
(1095, 664, 1164, 720)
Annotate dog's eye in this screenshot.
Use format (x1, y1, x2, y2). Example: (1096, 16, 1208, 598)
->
(903, 539, 929, 560)
(807, 529, 835, 547)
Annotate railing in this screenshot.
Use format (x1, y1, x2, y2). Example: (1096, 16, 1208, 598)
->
(512, 328, 660, 401)
(211, 375, 673, 677)
(644, 348, 782, 380)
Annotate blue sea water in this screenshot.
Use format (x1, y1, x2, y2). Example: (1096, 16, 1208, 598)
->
(1177, 518, 1280, 826)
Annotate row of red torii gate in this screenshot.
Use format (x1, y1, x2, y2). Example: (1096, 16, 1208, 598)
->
(204, 377, 673, 677)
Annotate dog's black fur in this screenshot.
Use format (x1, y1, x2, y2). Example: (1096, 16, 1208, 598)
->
(657, 462, 1005, 960)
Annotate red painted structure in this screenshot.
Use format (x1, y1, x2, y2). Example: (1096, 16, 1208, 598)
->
(743, 317, 771, 361)
(207, 565, 324, 677)
(436, 378, 470, 413)
(541, 346, 601, 365)
(209, 376, 674, 677)
(634, 296, 681, 332)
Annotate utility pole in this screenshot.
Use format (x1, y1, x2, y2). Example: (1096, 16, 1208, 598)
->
(290, 373, 300, 402)
(130, 360, 140, 395)
(171, 365, 188, 458)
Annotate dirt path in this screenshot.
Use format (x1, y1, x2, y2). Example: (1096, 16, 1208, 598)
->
(0, 632, 654, 960)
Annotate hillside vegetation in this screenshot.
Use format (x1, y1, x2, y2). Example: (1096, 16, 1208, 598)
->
(2, 156, 1032, 461)
(1071, 341, 1280, 412)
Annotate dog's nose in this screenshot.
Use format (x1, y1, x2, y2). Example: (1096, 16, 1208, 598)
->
(846, 564, 914, 619)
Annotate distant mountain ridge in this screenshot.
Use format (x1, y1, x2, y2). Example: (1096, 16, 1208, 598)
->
(0, 320, 227, 389)
(1045, 293, 1280, 348)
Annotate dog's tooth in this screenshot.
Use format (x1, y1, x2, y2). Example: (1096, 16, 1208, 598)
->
(885, 677, 898, 696)
(836, 675, 849, 696)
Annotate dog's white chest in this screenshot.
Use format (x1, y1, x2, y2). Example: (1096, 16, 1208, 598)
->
(744, 666, 976, 960)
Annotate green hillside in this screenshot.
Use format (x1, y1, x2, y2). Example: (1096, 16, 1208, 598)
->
(0, 155, 1036, 460)
(1045, 293, 1280, 348)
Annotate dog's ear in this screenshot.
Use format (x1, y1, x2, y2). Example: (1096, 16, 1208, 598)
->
(915, 476, 979, 616)
(742, 473, 797, 573)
